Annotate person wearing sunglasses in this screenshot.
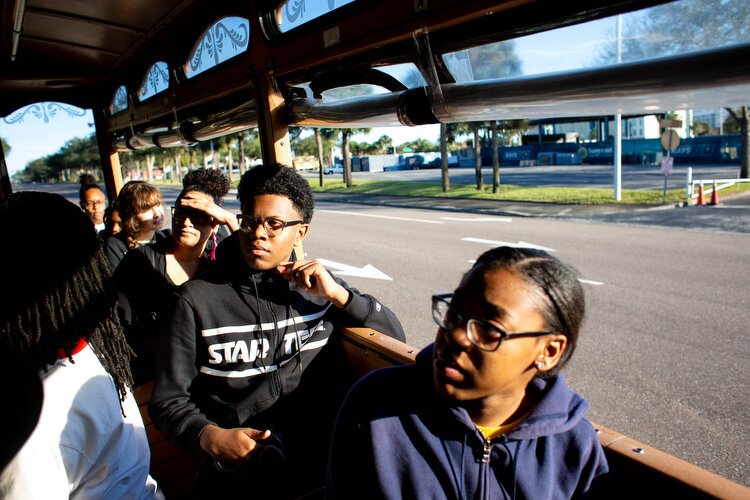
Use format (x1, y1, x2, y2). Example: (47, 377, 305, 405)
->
(327, 246, 608, 499)
(150, 163, 405, 498)
(113, 168, 238, 384)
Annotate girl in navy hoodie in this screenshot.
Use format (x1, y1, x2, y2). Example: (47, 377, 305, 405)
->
(327, 246, 608, 499)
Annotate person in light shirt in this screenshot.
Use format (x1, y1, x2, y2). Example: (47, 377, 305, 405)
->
(0, 191, 162, 499)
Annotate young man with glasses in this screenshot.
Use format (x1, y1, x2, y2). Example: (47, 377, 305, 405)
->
(150, 164, 405, 497)
(327, 246, 608, 499)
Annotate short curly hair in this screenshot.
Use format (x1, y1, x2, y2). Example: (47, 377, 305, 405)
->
(237, 164, 314, 223)
(181, 168, 231, 205)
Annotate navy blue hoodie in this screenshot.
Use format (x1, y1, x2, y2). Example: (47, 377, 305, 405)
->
(327, 345, 608, 499)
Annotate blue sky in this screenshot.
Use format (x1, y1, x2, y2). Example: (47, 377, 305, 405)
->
(1, 14, 615, 176)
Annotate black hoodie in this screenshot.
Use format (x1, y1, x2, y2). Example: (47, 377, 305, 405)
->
(149, 232, 405, 453)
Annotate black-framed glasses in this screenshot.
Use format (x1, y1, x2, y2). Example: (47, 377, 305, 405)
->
(236, 215, 304, 237)
(171, 206, 213, 226)
(83, 200, 106, 208)
(431, 293, 556, 352)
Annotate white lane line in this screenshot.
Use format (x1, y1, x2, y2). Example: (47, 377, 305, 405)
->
(461, 237, 557, 252)
(318, 209, 444, 224)
(441, 217, 512, 223)
(578, 279, 604, 286)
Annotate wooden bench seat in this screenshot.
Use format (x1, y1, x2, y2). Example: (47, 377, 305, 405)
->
(134, 328, 749, 499)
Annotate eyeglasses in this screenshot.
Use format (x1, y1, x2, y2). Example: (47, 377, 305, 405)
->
(171, 206, 213, 226)
(236, 215, 304, 237)
(83, 200, 106, 208)
(431, 293, 556, 352)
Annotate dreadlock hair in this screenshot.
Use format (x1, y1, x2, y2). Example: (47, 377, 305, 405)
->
(0, 192, 134, 403)
(116, 180, 163, 249)
(237, 163, 315, 223)
(182, 167, 231, 205)
(473, 246, 585, 379)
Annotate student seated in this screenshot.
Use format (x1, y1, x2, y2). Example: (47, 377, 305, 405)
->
(327, 246, 608, 499)
(149, 164, 405, 498)
(104, 180, 166, 272)
(79, 177, 107, 232)
(0, 192, 160, 499)
(114, 168, 238, 384)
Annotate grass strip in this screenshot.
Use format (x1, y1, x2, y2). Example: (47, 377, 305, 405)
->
(306, 179, 687, 204)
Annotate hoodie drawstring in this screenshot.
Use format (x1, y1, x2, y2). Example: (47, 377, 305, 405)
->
(285, 297, 304, 371)
(498, 440, 520, 500)
(251, 276, 268, 374)
(442, 432, 467, 500)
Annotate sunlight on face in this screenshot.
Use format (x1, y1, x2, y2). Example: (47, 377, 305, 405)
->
(135, 203, 165, 233)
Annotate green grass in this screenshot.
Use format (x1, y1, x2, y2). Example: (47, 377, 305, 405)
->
(714, 181, 750, 196)
(306, 179, 687, 205)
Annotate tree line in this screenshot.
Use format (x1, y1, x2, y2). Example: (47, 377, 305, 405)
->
(5, 0, 748, 186)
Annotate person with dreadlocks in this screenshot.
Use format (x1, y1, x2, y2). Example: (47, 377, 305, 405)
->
(150, 164, 405, 498)
(0, 192, 161, 499)
(114, 168, 238, 384)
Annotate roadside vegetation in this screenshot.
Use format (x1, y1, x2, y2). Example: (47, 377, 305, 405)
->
(305, 179, 691, 205)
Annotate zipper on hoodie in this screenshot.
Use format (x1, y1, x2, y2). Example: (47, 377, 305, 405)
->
(477, 437, 492, 500)
(481, 438, 492, 463)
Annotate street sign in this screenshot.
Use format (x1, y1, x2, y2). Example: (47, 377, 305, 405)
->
(659, 118, 683, 128)
(661, 129, 680, 152)
(660, 156, 674, 175)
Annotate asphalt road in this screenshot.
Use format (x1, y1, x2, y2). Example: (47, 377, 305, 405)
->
(306, 162, 742, 191)
(17, 182, 750, 486)
(300, 200, 750, 487)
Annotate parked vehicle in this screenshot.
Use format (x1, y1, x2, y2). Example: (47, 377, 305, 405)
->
(324, 164, 344, 175)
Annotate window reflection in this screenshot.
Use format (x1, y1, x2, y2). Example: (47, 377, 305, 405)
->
(138, 62, 169, 101)
(184, 17, 250, 79)
(443, 0, 750, 83)
(110, 86, 128, 114)
(276, 0, 356, 33)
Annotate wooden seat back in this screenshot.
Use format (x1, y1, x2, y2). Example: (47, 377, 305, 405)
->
(336, 328, 750, 499)
(133, 382, 201, 499)
(134, 327, 749, 498)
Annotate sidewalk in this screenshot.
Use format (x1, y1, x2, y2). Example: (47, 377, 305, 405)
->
(312, 192, 673, 219)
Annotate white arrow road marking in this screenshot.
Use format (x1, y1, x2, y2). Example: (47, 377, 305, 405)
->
(461, 237, 557, 253)
(317, 258, 393, 280)
(578, 279, 604, 286)
(441, 217, 512, 223)
(319, 209, 443, 224)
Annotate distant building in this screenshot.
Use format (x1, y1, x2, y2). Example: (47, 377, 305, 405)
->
(693, 108, 730, 133)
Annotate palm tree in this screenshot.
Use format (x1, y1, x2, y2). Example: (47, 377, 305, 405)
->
(341, 127, 371, 188)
